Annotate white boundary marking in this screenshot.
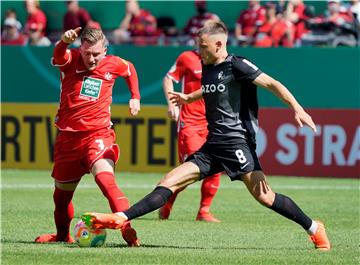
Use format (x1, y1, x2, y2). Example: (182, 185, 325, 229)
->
(0, 183, 358, 190)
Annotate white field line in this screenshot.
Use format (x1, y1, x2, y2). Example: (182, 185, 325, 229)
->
(0, 183, 359, 190)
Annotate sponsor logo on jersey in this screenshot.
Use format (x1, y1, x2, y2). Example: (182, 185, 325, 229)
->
(194, 70, 202, 74)
(201, 83, 226, 94)
(104, 72, 112, 80)
(80, 76, 103, 99)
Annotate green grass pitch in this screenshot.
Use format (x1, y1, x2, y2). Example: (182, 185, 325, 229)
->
(1, 169, 359, 265)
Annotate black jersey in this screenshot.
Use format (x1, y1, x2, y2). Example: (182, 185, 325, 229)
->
(201, 55, 262, 144)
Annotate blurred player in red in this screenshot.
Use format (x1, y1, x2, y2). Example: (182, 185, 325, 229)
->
(160, 49, 221, 222)
(34, 27, 141, 246)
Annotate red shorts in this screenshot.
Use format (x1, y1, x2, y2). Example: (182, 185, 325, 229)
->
(178, 127, 208, 163)
(52, 128, 120, 183)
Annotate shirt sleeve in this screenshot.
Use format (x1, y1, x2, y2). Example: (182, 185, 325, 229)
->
(166, 53, 187, 83)
(232, 56, 262, 81)
(51, 40, 72, 69)
(115, 57, 140, 99)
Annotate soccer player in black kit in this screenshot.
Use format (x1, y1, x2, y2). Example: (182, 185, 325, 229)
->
(82, 21, 330, 251)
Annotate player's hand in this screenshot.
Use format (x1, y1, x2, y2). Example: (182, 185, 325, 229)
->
(62, 27, 81, 44)
(129, 98, 140, 116)
(294, 108, 317, 133)
(167, 104, 180, 121)
(168, 91, 190, 106)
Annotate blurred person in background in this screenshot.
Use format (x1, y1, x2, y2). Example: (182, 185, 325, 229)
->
(1, 17, 26, 45)
(253, 2, 295, 47)
(113, 0, 158, 45)
(285, 0, 311, 45)
(235, 0, 266, 45)
(4, 8, 19, 20)
(303, 0, 356, 46)
(64, 1, 100, 33)
(26, 22, 51, 46)
(34, 26, 141, 247)
(348, 0, 360, 23)
(24, 0, 47, 36)
(183, 0, 220, 45)
(160, 46, 221, 223)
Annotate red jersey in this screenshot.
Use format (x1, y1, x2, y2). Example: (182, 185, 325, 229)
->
(237, 5, 266, 36)
(1, 34, 27, 46)
(52, 42, 140, 132)
(129, 9, 157, 36)
(63, 8, 92, 31)
(167, 50, 207, 129)
(25, 9, 47, 35)
(184, 12, 219, 37)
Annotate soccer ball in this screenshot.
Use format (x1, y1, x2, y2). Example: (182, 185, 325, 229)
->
(73, 220, 107, 247)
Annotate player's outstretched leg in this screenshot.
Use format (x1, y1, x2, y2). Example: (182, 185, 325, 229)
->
(82, 186, 174, 229)
(158, 188, 184, 220)
(95, 171, 140, 246)
(35, 187, 75, 243)
(196, 173, 221, 223)
(242, 171, 330, 251)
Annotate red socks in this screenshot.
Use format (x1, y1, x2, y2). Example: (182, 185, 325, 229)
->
(95, 171, 130, 213)
(53, 187, 74, 241)
(199, 173, 221, 213)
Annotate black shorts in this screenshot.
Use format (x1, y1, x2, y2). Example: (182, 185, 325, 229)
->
(186, 136, 262, 181)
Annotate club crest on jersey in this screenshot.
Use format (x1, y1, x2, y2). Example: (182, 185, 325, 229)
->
(218, 71, 224, 80)
(104, 72, 112, 80)
(202, 83, 226, 94)
(79, 76, 102, 100)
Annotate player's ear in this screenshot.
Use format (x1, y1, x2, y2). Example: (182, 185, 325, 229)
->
(104, 47, 107, 55)
(215, 40, 222, 52)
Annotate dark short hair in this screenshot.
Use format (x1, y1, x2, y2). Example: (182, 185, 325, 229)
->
(80, 27, 105, 45)
(197, 21, 228, 37)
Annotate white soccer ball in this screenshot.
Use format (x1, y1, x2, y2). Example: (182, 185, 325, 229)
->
(73, 220, 107, 247)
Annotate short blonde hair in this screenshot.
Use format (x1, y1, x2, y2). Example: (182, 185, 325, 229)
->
(197, 21, 228, 37)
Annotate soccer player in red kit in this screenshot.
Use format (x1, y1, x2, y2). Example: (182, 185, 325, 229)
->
(34, 27, 141, 246)
(161, 50, 221, 222)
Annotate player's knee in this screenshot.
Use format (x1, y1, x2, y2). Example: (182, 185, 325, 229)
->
(158, 174, 180, 193)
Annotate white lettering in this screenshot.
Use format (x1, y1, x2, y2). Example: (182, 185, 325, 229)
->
(322, 125, 346, 166)
(217, 84, 225, 92)
(201, 84, 227, 94)
(276, 124, 298, 165)
(299, 125, 321, 165)
(256, 127, 267, 157)
(347, 126, 360, 165)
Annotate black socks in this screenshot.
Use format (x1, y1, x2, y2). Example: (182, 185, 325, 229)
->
(124, 186, 173, 220)
(270, 193, 312, 230)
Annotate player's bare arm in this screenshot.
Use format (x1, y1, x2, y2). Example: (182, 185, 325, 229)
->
(253, 73, 317, 133)
(62, 27, 82, 44)
(163, 76, 180, 121)
(168, 89, 203, 106)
